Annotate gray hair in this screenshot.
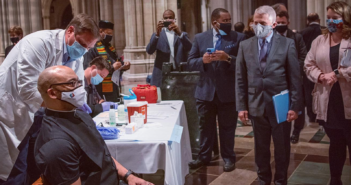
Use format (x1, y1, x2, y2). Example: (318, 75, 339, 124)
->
(254, 5, 276, 23)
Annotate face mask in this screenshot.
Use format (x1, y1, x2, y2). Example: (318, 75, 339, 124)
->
(103, 34, 113, 43)
(216, 22, 232, 35)
(275, 24, 288, 33)
(91, 69, 104, 85)
(60, 86, 87, 108)
(10, 37, 19, 44)
(67, 37, 88, 60)
(252, 23, 273, 38)
(326, 19, 343, 33)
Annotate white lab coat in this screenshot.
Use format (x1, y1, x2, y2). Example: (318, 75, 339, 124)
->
(0, 29, 84, 180)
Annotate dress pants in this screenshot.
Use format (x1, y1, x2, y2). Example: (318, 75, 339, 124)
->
(324, 126, 351, 184)
(196, 94, 237, 164)
(250, 114, 291, 185)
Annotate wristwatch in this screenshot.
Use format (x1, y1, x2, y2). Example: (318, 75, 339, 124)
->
(227, 55, 232, 64)
(334, 69, 339, 75)
(123, 169, 138, 182)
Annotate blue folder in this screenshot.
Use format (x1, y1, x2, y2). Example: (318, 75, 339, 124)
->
(272, 90, 290, 124)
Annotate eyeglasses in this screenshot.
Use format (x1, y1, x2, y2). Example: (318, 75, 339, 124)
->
(49, 80, 82, 88)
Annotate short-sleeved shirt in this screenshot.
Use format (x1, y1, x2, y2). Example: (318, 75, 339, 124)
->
(34, 109, 119, 185)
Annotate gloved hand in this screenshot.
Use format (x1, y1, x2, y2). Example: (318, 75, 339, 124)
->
(79, 103, 92, 114)
(102, 102, 117, 112)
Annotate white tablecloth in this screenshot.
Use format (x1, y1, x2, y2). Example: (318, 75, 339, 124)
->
(93, 100, 192, 185)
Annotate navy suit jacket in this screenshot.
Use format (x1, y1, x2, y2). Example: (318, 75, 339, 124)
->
(146, 30, 192, 87)
(187, 29, 245, 103)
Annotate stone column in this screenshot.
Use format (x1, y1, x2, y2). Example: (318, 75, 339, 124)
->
(30, 0, 43, 32)
(71, 0, 99, 22)
(288, 0, 307, 31)
(41, 0, 51, 30)
(0, 0, 43, 65)
(208, 0, 253, 31)
(112, 0, 126, 56)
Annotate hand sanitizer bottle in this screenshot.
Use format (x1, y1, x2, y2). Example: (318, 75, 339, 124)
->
(109, 104, 116, 126)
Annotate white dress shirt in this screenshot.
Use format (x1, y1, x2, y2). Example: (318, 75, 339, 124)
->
(164, 27, 176, 68)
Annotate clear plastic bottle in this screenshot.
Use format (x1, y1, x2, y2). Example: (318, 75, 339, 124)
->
(109, 104, 116, 126)
(118, 105, 125, 121)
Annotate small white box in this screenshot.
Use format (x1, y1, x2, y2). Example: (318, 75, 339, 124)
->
(125, 123, 136, 134)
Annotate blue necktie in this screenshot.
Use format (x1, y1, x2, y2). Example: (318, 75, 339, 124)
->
(259, 39, 268, 70)
(215, 34, 222, 51)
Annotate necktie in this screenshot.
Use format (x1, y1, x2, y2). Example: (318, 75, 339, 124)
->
(215, 34, 222, 51)
(259, 39, 268, 70)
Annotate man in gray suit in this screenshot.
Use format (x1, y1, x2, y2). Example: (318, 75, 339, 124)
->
(146, 9, 192, 87)
(236, 6, 302, 185)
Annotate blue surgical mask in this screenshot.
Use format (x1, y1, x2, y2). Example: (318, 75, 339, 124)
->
(67, 38, 88, 60)
(91, 72, 104, 85)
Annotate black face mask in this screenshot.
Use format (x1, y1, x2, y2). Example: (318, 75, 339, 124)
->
(103, 35, 113, 43)
(218, 22, 232, 35)
(275, 24, 288, 33)
(10, 37, 19, 44)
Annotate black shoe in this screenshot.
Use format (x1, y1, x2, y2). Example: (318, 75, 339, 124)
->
(290, 131, 300, 144)
(188, 159, 206, 169)
(223, 161, 235, 172)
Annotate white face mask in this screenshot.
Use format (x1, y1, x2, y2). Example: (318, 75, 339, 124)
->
(251, 23, 273, 38)
(60, 86, 87, 108)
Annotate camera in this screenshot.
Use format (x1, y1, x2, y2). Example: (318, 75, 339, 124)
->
(163, 21, 172, 27)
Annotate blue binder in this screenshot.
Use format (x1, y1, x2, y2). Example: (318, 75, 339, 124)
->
(272, 90, 290, 124)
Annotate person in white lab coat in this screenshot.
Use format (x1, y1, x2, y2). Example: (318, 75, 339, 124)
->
(0, 13, 100, 182)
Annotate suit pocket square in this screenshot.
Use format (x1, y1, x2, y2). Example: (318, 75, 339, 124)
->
(225, 44, 236, 49)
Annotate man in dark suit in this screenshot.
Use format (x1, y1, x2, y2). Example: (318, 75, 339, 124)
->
(187, 8, 245, 172)
(275, 10, 307, 144)
(236, 6, 302, 184)
(146, 9, 192, 87)
(300, 13, 322, 123)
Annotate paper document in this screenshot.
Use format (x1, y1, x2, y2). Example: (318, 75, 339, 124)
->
(170, 125, 183, 143)
(272, 90, 290, 124)
(341, 49, 351, 67)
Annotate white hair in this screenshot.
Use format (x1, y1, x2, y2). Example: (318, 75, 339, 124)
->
(254, 5, 276, 23)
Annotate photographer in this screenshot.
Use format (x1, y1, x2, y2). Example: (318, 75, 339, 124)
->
(146, 9, 192, 87)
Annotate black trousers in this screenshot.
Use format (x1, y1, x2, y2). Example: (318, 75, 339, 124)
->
(303, 74, 316, 121)
(324, 126, 351, 183)
(250, 114, 291, 185)
(196, 95, 237, 164)
(293, 84, 306, 133)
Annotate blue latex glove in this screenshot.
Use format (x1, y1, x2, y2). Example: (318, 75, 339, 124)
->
(79, 103, 92, 114)
(102, 102, 117, 112)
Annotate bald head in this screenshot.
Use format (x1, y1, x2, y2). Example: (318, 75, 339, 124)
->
(38, 66, 77, 97)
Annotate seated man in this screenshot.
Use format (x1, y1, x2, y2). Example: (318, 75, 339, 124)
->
(34, 66, 152, 185)
(84, 56, 116, 117)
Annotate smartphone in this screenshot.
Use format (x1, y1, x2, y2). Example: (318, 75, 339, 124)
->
(163, 21, 172, 27)
(207, 48, 215, 54)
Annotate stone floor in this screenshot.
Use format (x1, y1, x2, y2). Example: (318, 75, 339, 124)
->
(185, 121, 351, 185)
(120, 80, 351, 185)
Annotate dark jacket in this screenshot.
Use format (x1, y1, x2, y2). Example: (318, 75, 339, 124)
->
(34, 109, 119, 185)
(299, 24, 322, 52)
(187, 29, 245, 103)
(84, 77, 103, 117)
(5, 45, 14, 58)
(236, 33, 303, 117)
(286, 29, 308, 75)
(146, 30, 192, 87)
